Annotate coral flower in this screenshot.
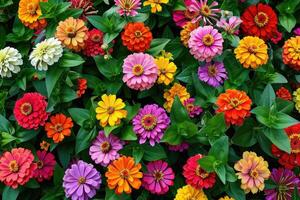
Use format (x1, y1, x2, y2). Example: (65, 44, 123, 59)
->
(0, 148, 37, 189)
(216, 89, 252, 126)
(241, 3, 278, 41)
(188, 26, 223, 62)
(276, 87, 292, 101)
(198, 62, 228, 87)
(187, 0, 220, 25)
(282, 36, 300, 71)
(163, 83, 190, 112)
(40, 141, 50, 151)
(219, 196, 234, 200)
(14, 92, 49, 130)
(69, 0, 98, 20)
(77, 78, 87, 97)
(45, 113, 74, 143)
(121, 22, 153, 52)
(183, 154, 216, 189)
(180, 22, 198, 47)
(33, 150, 56, 182)
(105, 156, 143, 194)
(143, 160, 174, 195)
(115, 0, 141, 16)
(155, 56, 177, 85)
(18, 0, 47, 30)
(83, 29, 105, 56)
(95, 94, 127, 127)
(174, 185, 208, 200)
(234, 151, 270, 194)
(143, 0, 168, 13)
(183, 98, 202, 118)
(294, 88, 300, 112)
(55, 17, 88, 52)
(234, 36, 268, 69)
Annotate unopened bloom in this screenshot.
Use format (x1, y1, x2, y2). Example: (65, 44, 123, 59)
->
(77, 78, 87, 97)
(155, 56, 177, 85)
(174, 185, 208, 200)
(276, 87, 292, 101)
(143, 0, 168, 13)
(0, 47, 23, 78)
(163, 83, 190, 112)
(198, 62, 228, 87)
(115, 0, 141, 16)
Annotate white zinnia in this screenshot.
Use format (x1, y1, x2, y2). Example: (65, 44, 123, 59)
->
(29, 37, 63, 71)
(0, 47, 23, 78)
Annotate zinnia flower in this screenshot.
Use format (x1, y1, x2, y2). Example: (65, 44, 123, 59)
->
(294, 27, 300, 36)
(294, 88, 300, 112)
(115, 0, 141, 16)
(198, 62, 228, 87)
(83, 29, 105, 56)
(33, 150, 56, 182)
(219, 196, 234, 200)
(155, 56, 177, 85)
(121, 22, 152, 52)
(14, 92, 49, 130)
(234, 36, 268, 69)
(142, 160, 175, 194)
(216, 89, 252, 126)
(183, 98, 202, 118)
(63, 160, 101, 200)
(0, 47, 23, 78)
(55, 17, 88, 52)
(105, 156, 143, 194)
(133, 104, 170, 146)
(95, 94, 127, 127)
(216, 16, 242, 34)
(270, 29, 282, 44)
(69, 0, 98, 20)
(122, 53, 158, 91)
(234, 151, 270, 194)
(174, 185, 208, 200)
(77, 78, 87, 97)
(163, 83, 190, 112)
(240, 3, 278, 41)
(265, 168, 300, 200)
(29, 37, 63, 71)
(89, 131, 123, 167)
(143, 0, 168, 13)
(180, 22, 198, 47)
(0, 148, 37, 189)
(282, 36, 300, 71)
(18, 0, 47, 30)
(40, 140, 50, 151)
(276, 87, 292, 101)
(168, 142, 189, 152)
(188, 26, 223, 62)
(187, 0, 220, 24)
(45, 113, 74, 143)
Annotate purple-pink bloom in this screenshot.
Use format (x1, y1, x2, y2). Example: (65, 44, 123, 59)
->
(172, 0, 198, 27)
(142, 160, 175, 194)
(114, 0, 141, 16)
(63, 160, 101, 200)
(198, 61, 227, 87)
(123, 53, 158, 91)
(89, 131, 123, 167)
(133, 104, 170, 146)
(265, 168, 300, 200)
(293, 27, 300, 36)
(183, 98, 202, 117)
(188, 26, 223, 62)
(216, 16, 242, 35)
(168, 142, 189, 152)
(187, 0, 220, 25)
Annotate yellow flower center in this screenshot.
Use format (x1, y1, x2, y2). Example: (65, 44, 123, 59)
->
(66, 27, 76, 38)
(153, 170, 164, 181)
(8, 160, 19, 173)
(186, 103, 194, 112)
(134, 30, 143, 38)
(200, 5, 211, 17)
(124, 1, 132, 10)
(54, 123, 64, 133)
(141, 114, 157, 130)
(37, 160, 44, 169)
(250, 169, 258, 178)
(207, 65, 217, 77)
(91, 34, 101, 42)
(78, 177, 86, 184)
(132, 64, 144, 76)
(289, 133, 300, 153)
(20, 102, 33, 116)
(100, 141, 111, 153)
(229, 98, 241, 108)
(120, 169, 130, 179)
(248, 44, 258, 54)
(202, 34, 214, 46)
(0, 52, 5, 63)
(254, 12, 269, 28)
(27, 3, 38, 15)
(107, 106, 115, 114)
(195, 165, 209, 178)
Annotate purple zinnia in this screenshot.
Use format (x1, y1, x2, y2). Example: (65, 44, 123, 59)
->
(293, 27, 300, 36)
(265, 168, 300, 200)
(168, 142, 189, 152)
(188, 26, 223, 62)
(133, 104, 170, 146)
(63, 160, 101, 200)
(89, 131, 123, 167)
(142, 160, 175, 195)
(183, 98, 203, 118)
(198, 61, 227, 87)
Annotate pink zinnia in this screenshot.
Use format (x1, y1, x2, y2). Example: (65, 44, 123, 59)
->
(168, 142, 189, 152)
(114, 0, 141, 16)
(33, 150, 56, 182)
(172, 0, 198, 27)
(187, 0, 220, 24)
(123, 53, 158, 91)
(89, 131, 124, 167)
(188, 25, 223, 62)
(143, 160, 175, 194)
(183, 98, 202, 117)
(216, 16, 242, 35)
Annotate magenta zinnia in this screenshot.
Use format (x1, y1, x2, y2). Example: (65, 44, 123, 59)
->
(33, 150, 56, 182)
(115, 0, 141, 16)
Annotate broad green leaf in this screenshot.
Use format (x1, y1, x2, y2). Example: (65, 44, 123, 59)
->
(232, 118, 257, 147)
(259, 84, 275, 107)
(208, 136, 229, 163)
(46, 66, 64, 97)
(2, 186, 20, 200)
(264, 128, 291, 153)
(198, 155, 216, 172)
(227, 181, 246, 200)
(215, 164, 226, 184)
(279, 14, 296, 32)
(170, 96, 190, 123)
(125, 104, 141, 121)
(104, 125, 120, 137)
(75, 127, 97, 154)
(132, 147, 144, 163)
(68, 108, 90, 126)
(53, 164, 64, 185)
(161, 124, 182, 145)
(226, 165, 237, 182)
(0, 114, 13, 133)
(16, 130, 39, 143)
(87, 15, 111, 33)
(251, 106, 272, 127)
(200, 113, 227, 142)
(276, 0, 300, 14)
(272, 112, 298, 129)
(0, 132, 17, 146)
(142, 144, 166, 161)
(147, 38, 170, 55)
(269, 72, 288, 84)
(94, 56, 122, 79)
(119, 126, 137, 141)
(0, 0, 13, 8)
(59, 52, 84, 67)
(276, 98, 294, 114)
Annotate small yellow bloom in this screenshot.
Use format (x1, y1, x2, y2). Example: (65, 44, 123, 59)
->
(40, 140, 50, 151)
(163, 83, 190, 112)
(234, 36, 268, 69)
(293, 88, 300, 113)
(95, 94, 127, 127)
(143, 0, 169, 13)
(155, 56, 177, 86)
(219, 196, 235, 200)
(174, 185, 208, 200)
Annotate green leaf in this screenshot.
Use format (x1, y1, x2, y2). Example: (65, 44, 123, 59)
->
(208, 136, 229, 163)
(125, 104, 141, 121)
(215, 164, 226, 184)
(198, 155, 216, 172)
(232, 118, 257, 147)
(2, 186, 20, 200)
(87, 15, 111, 33)
(259, 84, 275, 107)
(68, 108, 90, 126)
(119, 126, 137, 141)
(276, 98, 294, 114)
(269, 72, 288, 84)
(272, 112, 299, 129)
(46, 66, 64, 97)
(16, 130, 39, 143)
(104, 125, 120, 137)
(0, 132, 17, 146)
(276, 0, 300, 14)
(177, 121, 198, 138)
(170, 96, 189, 123)
(279, 14, 296, 32)
(227, 181, 246, 200)
(200, 113, 227, 142)
(264, 128, 291, 153)
(0, 0, 13, 8)
(94, 56, 122, 79)
(61, 86, 78, 102)
(251, 106, 272, 127)
(226, 165, 237, 182)
(142, 144, 167, 161)
(132, 147, 144, 163)
(75, 127, 97, 154)
(176, 67, 194, 83)
(161, 124, 182, 145)
(147, 38, 170, 55)
(256, 133, 274, 158)
(53, 164, 64, 185)
(0, 114, 13, 133)
(59, 52, 84, 67)
(25, 179, 40, 189)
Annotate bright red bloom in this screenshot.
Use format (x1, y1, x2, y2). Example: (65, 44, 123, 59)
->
(241, 3, 278, 40)
(183, 154, 216, 189)
(33, 150, 56, 182)
(0, 148, 37, 189)
(77, 78, 88, 97)
(276, 87, 292, 101)
(83, 29, 105, 57)
(13, 92, 49, 130)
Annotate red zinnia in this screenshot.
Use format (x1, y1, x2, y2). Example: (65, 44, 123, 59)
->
(241, 3, 278, 40)
(83, 29, 105, 57)
(276, 87, 292, 101)
(14, 92, 49, 130)
(270, 29, 282, 44)
(183, 154, 216, 189)
(33, 150, 56, 182)
(77, 78, 88, 97)
(0, 148, 37, 189)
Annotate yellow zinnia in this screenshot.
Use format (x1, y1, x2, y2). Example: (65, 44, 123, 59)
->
(143, 0, 168, 13)
(163, 83, 190, 112)
(219, 196, 235, 200)
(95, 94, 127, 127)
(155, 56, 177, 86)
(174, 185, 208, 200)
(293, 88, 300, 113)
(234, 36, 268, 69)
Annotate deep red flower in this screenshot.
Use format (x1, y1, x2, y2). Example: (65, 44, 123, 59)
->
(77, 78, 88, 97)
(241, 3, 278, 40)
(270, 29, 282, 44)
(83, 29, 105, 57)
(183, 154, 216, 189)
(33, 150, 56, 182)
(276, 87, 292, 101)
(13, 92, 49, 130)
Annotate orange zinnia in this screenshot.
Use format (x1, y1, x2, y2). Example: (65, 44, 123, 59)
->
(105, 156, 143, 194)
(45, 113, 74, 143)
(55, 17, 88, 52)
(216, 89, 252, 126)
(121, 22, 152, 52)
